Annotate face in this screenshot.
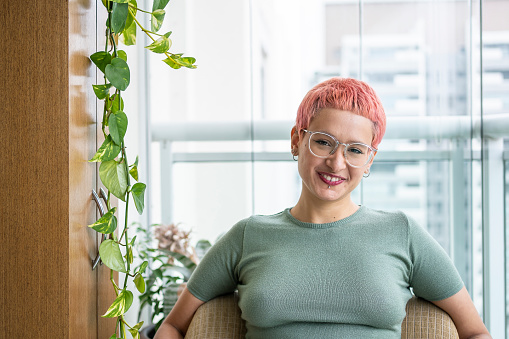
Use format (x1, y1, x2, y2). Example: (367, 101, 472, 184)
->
(291, 108, 375, 207)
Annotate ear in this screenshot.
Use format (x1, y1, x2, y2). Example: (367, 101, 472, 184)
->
(365, 150, 377, 172)
(291, 126, 300, 153)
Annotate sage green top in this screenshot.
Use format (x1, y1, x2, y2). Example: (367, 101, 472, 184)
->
(187, 206, 464, 338)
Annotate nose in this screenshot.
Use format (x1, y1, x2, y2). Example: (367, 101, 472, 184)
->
(326, 145, 348, 171)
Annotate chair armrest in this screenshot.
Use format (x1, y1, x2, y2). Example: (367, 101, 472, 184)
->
(185, 293, 246, 339)
(401, 296, 459, 339)
(185, 294, 459, 339)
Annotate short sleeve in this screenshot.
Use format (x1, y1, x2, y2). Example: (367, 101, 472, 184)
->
(186, 220, 246, 302)
(407, 216, 464, 301)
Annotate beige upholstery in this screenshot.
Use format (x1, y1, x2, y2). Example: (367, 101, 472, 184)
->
(401, 296, 459, 339)
(186, 293, 459, 339)
(186, 293, 247, 338)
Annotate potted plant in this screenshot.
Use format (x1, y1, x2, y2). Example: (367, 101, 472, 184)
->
(135, 223, 211, 338)
(87, 1, 196, 337)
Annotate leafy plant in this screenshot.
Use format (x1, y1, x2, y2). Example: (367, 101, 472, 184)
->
(135, 223, 211, 331)
(87, 1, 196, 338)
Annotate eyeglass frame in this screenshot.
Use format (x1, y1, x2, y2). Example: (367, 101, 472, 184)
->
(301, 129, 377, 168)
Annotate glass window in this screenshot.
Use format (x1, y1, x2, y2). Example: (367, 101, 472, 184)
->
(138, 0, 509, 335)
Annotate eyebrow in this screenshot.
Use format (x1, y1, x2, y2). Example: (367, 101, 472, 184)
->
(314, 130, 370, 145)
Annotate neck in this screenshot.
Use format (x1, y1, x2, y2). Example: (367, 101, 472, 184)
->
(291, 197, 359, 224)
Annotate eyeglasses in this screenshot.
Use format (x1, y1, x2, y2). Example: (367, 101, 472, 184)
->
(302, 129, 377, 168)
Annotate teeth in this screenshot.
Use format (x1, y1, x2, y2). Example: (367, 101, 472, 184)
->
(323, 174, 339, 182)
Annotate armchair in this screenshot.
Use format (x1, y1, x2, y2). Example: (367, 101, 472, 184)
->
(185, 293, 459, 338)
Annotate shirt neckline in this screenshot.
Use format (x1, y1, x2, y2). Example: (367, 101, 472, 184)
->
(284, 205, 366, 229)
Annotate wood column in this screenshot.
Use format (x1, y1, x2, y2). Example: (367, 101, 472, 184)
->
(0, 0, 115, 337)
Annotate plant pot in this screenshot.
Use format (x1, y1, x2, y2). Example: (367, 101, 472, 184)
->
(140, 324, 156, 339)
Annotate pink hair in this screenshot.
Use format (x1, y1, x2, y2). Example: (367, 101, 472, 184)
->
(295, 77, 386, 148)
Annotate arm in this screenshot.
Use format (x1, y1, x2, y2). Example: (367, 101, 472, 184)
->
(155, 221, 245, 338)
(431, 287, 491, 339)
(154, 287, 205, 339)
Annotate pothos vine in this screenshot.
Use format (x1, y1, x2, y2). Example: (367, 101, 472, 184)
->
(87, 0, 196, 338)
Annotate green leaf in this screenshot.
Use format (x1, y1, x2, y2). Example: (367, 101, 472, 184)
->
(159, 250, 197, 280)
(195, 239, 212, 260)
(133, 321, 144, 331)
(145, 35, 172, 53)
(134, 273, 146, 293)
(151, 9, 165, 32)
(108, 94, 125, 113)
(108, 111, 128, 145)
(124, 0, 137, 29)
(138, 260, 149, 274)
(116, 50, 128, 62)
(121, 25, 136, 46)
(178, 56, 197, 69)
(125, 245, 134, 264)
(92, 83, 112, 100)
(89, 135, 121, 162)
(111, 0, 129, 3)
(153, 0, 170, 11)
(88, 207, 118, 234)
(105, 58, 130, 91)
(129, 155, 139, 181)
(162, 56, 181, 69)
(121, 14, 137, 46)
(90, 51, 111, 73)
(131, 183, 146, 214)
(111, 2, 129, 34)
(153, 268, 163, 280)
(129, 165, 138, 181)
(99, 160, 128, 201)
(162, 283, 181, 314)
(102, 289, 133, 317)
(128, 321, 144, 339)
(99, 239, 127, 273)
(127, 328, 140, 339)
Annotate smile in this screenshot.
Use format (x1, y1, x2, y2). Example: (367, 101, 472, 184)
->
(319, 172, 345, 186)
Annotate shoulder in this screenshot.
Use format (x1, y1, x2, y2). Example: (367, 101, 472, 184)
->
(356, 207, 430, 244)
(219, 210, 288, 240)
(243, 209, 289, 228)
(359, 206, 413, 227)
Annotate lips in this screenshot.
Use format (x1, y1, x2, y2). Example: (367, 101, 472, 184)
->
(318, 172, 345, 186)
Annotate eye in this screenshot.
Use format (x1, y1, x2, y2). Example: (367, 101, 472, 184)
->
(315, 139, 333, 147)
(347, 145, 366, 155)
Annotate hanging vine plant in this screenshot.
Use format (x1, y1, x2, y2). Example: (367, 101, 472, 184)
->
(88, 0, 196, 338)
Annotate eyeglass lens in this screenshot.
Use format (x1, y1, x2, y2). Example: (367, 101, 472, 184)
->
(308, 132, 371, 167)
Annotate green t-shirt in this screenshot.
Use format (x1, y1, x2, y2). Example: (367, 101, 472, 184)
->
(187, 206, 464, 339)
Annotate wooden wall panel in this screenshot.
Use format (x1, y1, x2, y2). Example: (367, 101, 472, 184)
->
(0, 0, 116, 337)
(0, 0, 70, 337)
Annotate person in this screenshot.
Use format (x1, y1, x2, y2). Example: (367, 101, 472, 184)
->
(154, 78, 491, 339)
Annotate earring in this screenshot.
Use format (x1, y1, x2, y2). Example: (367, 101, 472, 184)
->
(291, 147, 298, 161)
(363, 169, 370, 178)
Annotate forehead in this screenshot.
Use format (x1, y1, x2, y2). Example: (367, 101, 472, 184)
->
(309, 108, 374, 144)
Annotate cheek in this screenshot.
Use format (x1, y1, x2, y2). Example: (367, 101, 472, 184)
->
(297, 153, 316, 176)
(350, 168, 366, 180)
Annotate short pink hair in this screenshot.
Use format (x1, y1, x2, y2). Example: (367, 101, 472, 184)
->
(295, 77, 386, 148)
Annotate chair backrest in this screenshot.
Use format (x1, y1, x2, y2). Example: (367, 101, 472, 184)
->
(185, 294, 459, 339)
